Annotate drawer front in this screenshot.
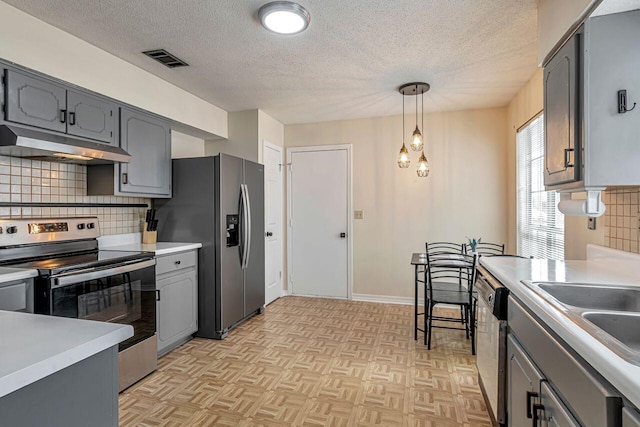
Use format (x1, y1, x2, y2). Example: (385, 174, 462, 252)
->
(508, 296, 622, 427)
(0, 280, 29, 311)
(156, 251, 197, 276)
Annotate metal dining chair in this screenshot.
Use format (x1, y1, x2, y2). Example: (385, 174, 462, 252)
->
(423, 251, 479, 353)
(464, 242, 505, 256)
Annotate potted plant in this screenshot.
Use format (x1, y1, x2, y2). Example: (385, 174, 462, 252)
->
(467, 237, 482, 254)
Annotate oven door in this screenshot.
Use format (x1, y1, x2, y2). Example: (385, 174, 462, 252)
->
(45, 259, 156, 351)
(476, 277, 507, 425)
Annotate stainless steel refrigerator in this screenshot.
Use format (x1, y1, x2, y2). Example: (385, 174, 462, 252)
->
(155, 154, 265, 339)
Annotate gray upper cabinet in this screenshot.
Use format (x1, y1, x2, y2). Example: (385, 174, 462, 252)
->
(67, 90, 117, 145)
(544, 10, 640, 190)
(544, 32, 581, 188)
(119, 107, 171, 197)
(5, 69, 67, 133)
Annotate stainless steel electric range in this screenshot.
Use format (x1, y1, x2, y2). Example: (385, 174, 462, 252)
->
(0, 217, 157, 391)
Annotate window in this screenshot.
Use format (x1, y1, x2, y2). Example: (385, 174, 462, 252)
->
(517, 114, 564, 260)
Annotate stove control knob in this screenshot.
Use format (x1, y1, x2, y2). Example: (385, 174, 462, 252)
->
(87, 223, 95, 229)
(6, 226, 17, 234)
(77, 223, 86, 230)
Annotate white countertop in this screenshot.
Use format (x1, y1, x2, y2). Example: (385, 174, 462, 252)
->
(99, 232, 202, 256)
(102, 241, 202, 256)
(0, 310, 132, 398)
(480, 254, 640, 408)
(0, 267, 38, 284)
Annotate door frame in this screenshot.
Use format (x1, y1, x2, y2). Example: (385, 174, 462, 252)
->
(286, 144, 353, 300)
(262, 139, 285, 303)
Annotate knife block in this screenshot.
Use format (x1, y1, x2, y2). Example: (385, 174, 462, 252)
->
(142, 223, 157, 244)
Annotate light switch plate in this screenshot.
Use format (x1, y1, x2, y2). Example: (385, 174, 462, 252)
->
(588, 217, 596, 230)
(354, 210, 364, 220)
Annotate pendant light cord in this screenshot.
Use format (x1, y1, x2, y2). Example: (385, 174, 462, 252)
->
(421, 88, 424, 137)
(415, 84, 418, 127)
(402, 91, 405, 142)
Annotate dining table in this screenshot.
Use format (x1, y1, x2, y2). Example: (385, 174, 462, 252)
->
(410, 252, 475, 341)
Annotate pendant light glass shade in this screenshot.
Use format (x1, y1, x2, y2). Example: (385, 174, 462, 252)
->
(417, 151, 430, 177)
(398, 143, 410, 168)
(410, 125, 423, 151)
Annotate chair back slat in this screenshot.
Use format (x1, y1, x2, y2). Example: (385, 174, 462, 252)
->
(465, 242, 505, 256)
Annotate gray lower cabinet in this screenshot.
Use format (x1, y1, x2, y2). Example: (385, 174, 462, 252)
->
(5, 68, 67, 133)
(624, 407, 640, 427)
(508, 334, 581, 427)
(507, 334, 544, 427)
(508, 296, 623, 427)
(156, 250, 198, 356)
(67, 89, 117, 145)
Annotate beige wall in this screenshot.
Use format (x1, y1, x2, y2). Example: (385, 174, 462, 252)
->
(285, 108, 508, 298)
(206, 110, 259, 161)
(0, 1, 227, 139)
(171, 131, 205, 159)
(206, 109, 285, 164)
(537, 0, 600, 64)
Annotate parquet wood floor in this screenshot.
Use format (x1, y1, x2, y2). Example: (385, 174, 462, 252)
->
(119, 296, 492, 426)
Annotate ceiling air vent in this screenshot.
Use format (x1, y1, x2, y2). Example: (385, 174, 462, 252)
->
(142, 49, 189, 68)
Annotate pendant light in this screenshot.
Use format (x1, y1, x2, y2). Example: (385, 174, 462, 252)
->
(410, 84, 423, 151)
(397, 93, 410, 168)
(417, 151, 430, 177)
(398, 82, 430, 175)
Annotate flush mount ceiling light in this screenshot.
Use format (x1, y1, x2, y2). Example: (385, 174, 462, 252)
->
(397, 82, 431, 177)
(259, 1, 311, 35)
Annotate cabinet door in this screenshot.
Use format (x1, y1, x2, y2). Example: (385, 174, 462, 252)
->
(119, 107, 171, 196)
(157, 269, 198, 354)
(507, 335, 544, 427)
(5, 69, 67, 133)
(544, 33, 581, 187)
(67, 90, 117, 144)
(539, 382, 581, 427)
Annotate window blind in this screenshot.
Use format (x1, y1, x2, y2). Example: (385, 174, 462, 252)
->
(516, 114, 564, 260)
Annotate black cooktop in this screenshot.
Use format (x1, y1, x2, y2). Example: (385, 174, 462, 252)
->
(10, 250, 155, 276)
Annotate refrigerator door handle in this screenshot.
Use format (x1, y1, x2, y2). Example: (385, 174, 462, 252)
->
(244, 183, 252, 269)
(240, 184, 250, 269)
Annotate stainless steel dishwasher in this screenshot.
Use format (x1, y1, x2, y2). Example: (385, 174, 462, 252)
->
(476, 265, 509, 427)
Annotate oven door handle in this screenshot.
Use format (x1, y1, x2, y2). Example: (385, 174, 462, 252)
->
(52, 259, 156, 288)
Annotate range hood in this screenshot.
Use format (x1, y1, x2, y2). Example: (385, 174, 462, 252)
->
(0, 125, 131, 164)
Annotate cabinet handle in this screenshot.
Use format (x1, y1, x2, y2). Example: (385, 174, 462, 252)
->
(155, 290, 161, 301)
(69, 111, 76, 126)
(532, 403, 545, 426)
(175, 260, 181, 265)
(122, 173, 128, 184)
(564, 148, 574, 168)
(60, 109, 67, 124)
(526, 391, 539, 418)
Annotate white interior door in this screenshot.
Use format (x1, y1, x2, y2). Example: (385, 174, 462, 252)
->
(288, 146, 351, 298)
(263, 141, 283, 305)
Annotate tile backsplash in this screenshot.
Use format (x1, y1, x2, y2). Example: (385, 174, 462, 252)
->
(0, 156, 149, 235)
(603, 188, 640, 253)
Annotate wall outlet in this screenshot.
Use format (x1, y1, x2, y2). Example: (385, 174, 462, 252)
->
(354, 210, 364, 220)
(588, 217, 596, 230)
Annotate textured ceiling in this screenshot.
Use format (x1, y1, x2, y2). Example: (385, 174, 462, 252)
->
(5, 0, 539, 124)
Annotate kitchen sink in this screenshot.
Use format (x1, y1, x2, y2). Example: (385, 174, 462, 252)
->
(538, 283, 640, 312)
(582, 312, 640, 353)
(524, 281, 640, 365)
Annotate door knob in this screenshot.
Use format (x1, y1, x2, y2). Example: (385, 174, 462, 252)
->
(340, 232, 347, 238)
(266, 231, 273, 237)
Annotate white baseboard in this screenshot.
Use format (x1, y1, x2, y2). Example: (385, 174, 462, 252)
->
(281, 292, 459, 309)
(352, 293, 417, 305)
